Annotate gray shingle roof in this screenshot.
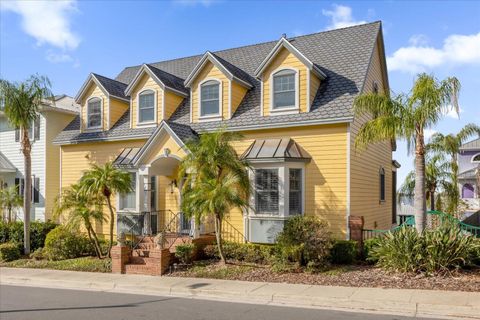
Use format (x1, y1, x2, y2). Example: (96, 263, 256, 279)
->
(146, 64, 189, 95)
(460, 138, 480, 151)
(56, 21, 383, 144)
(93, 73, 129, 100)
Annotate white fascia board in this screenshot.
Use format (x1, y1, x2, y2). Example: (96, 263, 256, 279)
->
(254, 38, 326, 80)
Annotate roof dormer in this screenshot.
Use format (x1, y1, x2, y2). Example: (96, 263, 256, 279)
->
(184, 51, 253, 123)
(75, 73, 129, 132)
(254, 37, 326, 116)
(124, 64, 188, 128)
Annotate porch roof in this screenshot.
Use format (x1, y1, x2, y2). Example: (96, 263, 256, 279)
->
(0, 152, 16, 173)
(458, 168, 477, 180)
(241, 138, 310, 163)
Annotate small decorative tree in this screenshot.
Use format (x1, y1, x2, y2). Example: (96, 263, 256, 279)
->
(54, 183, 105, 258)
(80, 162, 132, 258)
(0, 186, 23, 223)
(179, 130, 250, 264)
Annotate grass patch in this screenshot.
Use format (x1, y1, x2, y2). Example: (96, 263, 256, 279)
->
(0, 257, 111, 273)
(185, 261, 255, 279)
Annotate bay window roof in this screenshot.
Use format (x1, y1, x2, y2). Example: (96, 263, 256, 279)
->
(241, 138, 310, 162)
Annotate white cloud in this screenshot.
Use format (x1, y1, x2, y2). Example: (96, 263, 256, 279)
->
(408, 34, 429, 46)
(45, 50, 73, 63)
(445, 106, 463, 119)
(322, 4, 367, 30)
(172, 0, 217, 7)
(1, 0, 80, 50)
(388, 32, 480, 73)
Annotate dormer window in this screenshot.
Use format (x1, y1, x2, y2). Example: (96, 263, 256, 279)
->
(273, 69, 297, 110)
(87, 97, 102, 129)
(200, 80, 220, 117)
(138, 90, 155, 124)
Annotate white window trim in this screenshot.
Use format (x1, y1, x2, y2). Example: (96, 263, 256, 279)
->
(471, 153, 480, 163)
(198, 78, 222, 122)
(116, 171, 139, 213)
(136, 89, 157, 127)
(269, 67, 300, 115)
(248, 162, 305, 218)
(85, 96, 103, 131)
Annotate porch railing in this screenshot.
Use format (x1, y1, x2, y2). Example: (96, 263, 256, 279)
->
(222, 219, 247, 243)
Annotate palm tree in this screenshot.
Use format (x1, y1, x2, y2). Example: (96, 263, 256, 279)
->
(0, 75, 53, 254)
(54, 183, 105, 258)
(354, 73, 460, 232)
(0, 186, 23, 223)
(398, 154, 452, 211)
(427, 124, 480, 213)
(179, 130, 250, 264)
(80, 162, 132, 258)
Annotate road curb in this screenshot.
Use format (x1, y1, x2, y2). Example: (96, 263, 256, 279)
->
(1, 268, 478, 320)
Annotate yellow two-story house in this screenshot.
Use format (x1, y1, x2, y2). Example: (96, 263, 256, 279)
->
(54, 22, 398, 243)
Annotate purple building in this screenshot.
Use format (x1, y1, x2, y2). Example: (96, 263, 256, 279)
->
(458, 138, 480, 212)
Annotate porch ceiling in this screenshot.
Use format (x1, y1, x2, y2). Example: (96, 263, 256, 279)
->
(0, 151, 16, 173)
(149, 156, 180, 176)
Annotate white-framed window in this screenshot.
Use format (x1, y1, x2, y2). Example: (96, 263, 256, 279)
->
(200, 80, 220, 117)
(248, 163, 305, 243)
(87, 97, 102, 129)
(289, 168, 302, 215)
(119, 173, 136, 210)
(255, 169, 279, 215)
(471, 153, 480, 163)
(379, 167, 386, 202)
(138, 90, 155, 124)
(269, 68, 299, 114)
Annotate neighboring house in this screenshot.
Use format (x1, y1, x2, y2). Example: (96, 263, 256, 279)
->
(54, 22, 398, 243)
(458, 138, 480, 214)
(0, 95, 79, 221)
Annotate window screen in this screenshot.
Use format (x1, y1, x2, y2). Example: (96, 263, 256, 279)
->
(87, 98, 102, 128)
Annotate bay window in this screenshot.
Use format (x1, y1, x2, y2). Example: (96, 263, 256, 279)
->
(255, 169, 279, 214)
(119, 173, 136, 210)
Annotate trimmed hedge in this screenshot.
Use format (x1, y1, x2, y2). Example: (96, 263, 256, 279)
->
(0, 242, 22, 262)
(330, 240, 357, 264)
(0, 221, 57, 251)
(204, 242, 275, 264)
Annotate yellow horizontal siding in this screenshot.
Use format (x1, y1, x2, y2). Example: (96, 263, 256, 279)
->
(164, 91, 184, 120)
(350, 37, 393, 230)
(191, 61, 229, 122)
(80, 83, 107, 132)
(60, 139, 146, 235)
(230, 81, 247, 117)
(262, 47, 309, 116)
(227, 124, 348, 238)
(130, 74, 163, 128)
(109, 98, 128, 130)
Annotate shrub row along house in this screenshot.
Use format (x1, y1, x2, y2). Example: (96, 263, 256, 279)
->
(53, 21, 397, 245)
(0, 95, 79, 221)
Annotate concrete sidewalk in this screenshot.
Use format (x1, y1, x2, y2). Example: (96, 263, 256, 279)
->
(1, 267, 478, 320)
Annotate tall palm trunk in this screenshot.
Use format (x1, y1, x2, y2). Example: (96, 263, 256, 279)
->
(22, 128, 31, 254)
(414, 131, 427, 232)
(105, 195, 115, 258)
(430, 189, 435, 211)
(86, 220, 103, 258)
(214, 213, 226, 264)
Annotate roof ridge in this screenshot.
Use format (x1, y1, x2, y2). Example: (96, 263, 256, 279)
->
(118, 21, 380, 77)
(146, 63, 186, 81)
(92, 72, 128, 85)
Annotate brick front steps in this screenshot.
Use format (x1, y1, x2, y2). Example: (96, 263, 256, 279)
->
(113, 234, 215, 276)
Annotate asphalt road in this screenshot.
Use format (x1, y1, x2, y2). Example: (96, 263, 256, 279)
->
(0, 285, 432, 320)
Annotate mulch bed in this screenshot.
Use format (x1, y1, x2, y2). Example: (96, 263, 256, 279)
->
(168, 260, 480, 292)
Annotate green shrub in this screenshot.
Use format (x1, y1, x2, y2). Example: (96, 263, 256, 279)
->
(43, 226, 92, 260)
(370, 221, 479, 274)
(203, 242, 274, 264)
(29, 248, 45, 261)
(274, 216, 332, 271)
(0, 220, 57, 251)
(0, 242, 21, 262)
(471, 239, 480, 266)
(363, 237, 382, 263)
(330, 240, 357, 264)
(175, 243, 195, 264)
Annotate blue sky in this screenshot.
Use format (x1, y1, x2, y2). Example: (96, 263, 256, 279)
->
(1, 0, 479, 185)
